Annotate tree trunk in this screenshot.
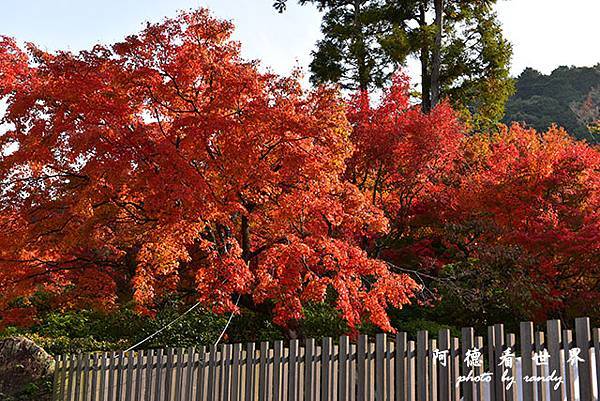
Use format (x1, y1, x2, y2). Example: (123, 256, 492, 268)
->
(419, 4, 432, 113)
(430, 0, 444, 108)
(353, 0, 369, 91)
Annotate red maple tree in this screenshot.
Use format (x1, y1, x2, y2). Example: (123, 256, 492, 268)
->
(0, 10, 418, 331)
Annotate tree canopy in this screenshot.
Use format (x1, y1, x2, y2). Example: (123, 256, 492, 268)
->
(0, 10, 418, 332)
(275, 0, 513, 129)
(503, 65, 600, 142)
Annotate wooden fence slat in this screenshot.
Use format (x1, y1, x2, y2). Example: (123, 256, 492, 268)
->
(207, 345, 217, 401)
(115, 351, 125, 401)
(535, 331, 548, 401)
(429, 339, 438, 401)
(59, 354, 68, 401)
(270, 341, 281, 401)
(107, 352, 116, 401)
(155, 348, 164, 401)
(196, 346, 206, 401)
(462, 328, 475, 401)
(563, 330, 576, 401)
(91, 353, 99, 401)
(505, 334, 517, 401)
(82, 352, 90, 401)
(145, 349, 155, 401)
(165, 348, 175, 401)
(174, 347, 183, 401)
(357, 335, 367, 401)
(245, 343, 255, 401)
(450, 338, 460, 401)
(575, 317, 593, 401)
(520, 322, 534, 401)
(417, 331, 428, 401)
(486, 327, 495, 401)
(396, 333, 407, 401)
(321, 337, 332, 401)
(474, 337, 484, 401)
(124, 351, 134, 401)
(303, 339, 314, 401)
(73, 353, 83, 401)
(257, 342, 267, 401)
(493, 324, 505, 401)
(407, 341, 416, 401)
(376, 334, 386, 401)
(288, 339, 299, 401)
(438, 330, 451, 401)
(184, 347, 195, 401)
(546, 320, 563, 401)
(339, 336, 349, 401)
(134, 350, 143, 401)
(52, 355, 61, 401)
(99, 352, 108, 401)
(231, 344, 241, 401)
(223, 344, 232, 401)
(386, 337, 392, 401)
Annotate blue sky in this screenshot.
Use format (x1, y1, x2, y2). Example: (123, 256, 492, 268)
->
(1, 0, 599, 81)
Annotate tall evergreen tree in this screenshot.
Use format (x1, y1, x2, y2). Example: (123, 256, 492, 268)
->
(275, 0, 514, 129)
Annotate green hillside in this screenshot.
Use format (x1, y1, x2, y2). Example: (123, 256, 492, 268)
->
(503, 65, 600, 142)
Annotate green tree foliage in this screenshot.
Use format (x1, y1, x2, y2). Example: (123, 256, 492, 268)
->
(275, 0, 513, 129)
(503, 65, 600, 142)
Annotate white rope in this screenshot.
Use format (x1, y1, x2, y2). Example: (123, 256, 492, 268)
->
(124, 301, 201, 352)
(214, 294, 241, 346)
(124, 293, 241, 352)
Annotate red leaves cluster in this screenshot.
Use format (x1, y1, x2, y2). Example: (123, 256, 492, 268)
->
(0, 9, 417, 331)
(1, 8, 599, 330)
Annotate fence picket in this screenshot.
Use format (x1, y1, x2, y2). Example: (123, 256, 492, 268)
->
(91, 353, 99, 401)
(376, 334, 386, 401)
(340, 336, 349, 401)
(321, 337, 332, 401)
(438, 330, 450, 401)
(155, 348, 164, 401)
(134, 350, 143, 401)
(535, 331, 548, 401)
(303, 339, 314, 401)
(407, 341, 416, 401)
(461, 328, 475, 401)
(396, 332, 407, 401)
(289, 339, 299, 401)
(145, 349, 155, 401)
(546, 320, 562, 401)
(519, 322, 534, 401)
(505, 334, 517, 401)
(429, 338, 437, 401)
(575, 317, 593, 401)
(245, 342, 255, 401)
(231, 344, 241, 401)
(417, 331, 428, 401)
(450, 338, 460, 401)
(493, 325, 505, 401)
(196, 346, 206, 401)
(124, 351, 134, 401)
(563, 330, 576, 401)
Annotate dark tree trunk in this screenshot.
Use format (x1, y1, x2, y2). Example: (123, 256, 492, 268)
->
(430, 0, 444, 108)
(353, 0, 369, 91)
(419, 4, 432, 113)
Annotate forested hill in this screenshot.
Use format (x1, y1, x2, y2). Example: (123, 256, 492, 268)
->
(503, 65, 600, 142)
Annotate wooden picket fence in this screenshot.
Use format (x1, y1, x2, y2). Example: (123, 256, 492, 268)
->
(53, 317, 600, 401)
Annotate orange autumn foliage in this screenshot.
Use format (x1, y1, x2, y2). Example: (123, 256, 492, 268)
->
(2, 8, 600, 331)
(0, 10, 418, 331)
